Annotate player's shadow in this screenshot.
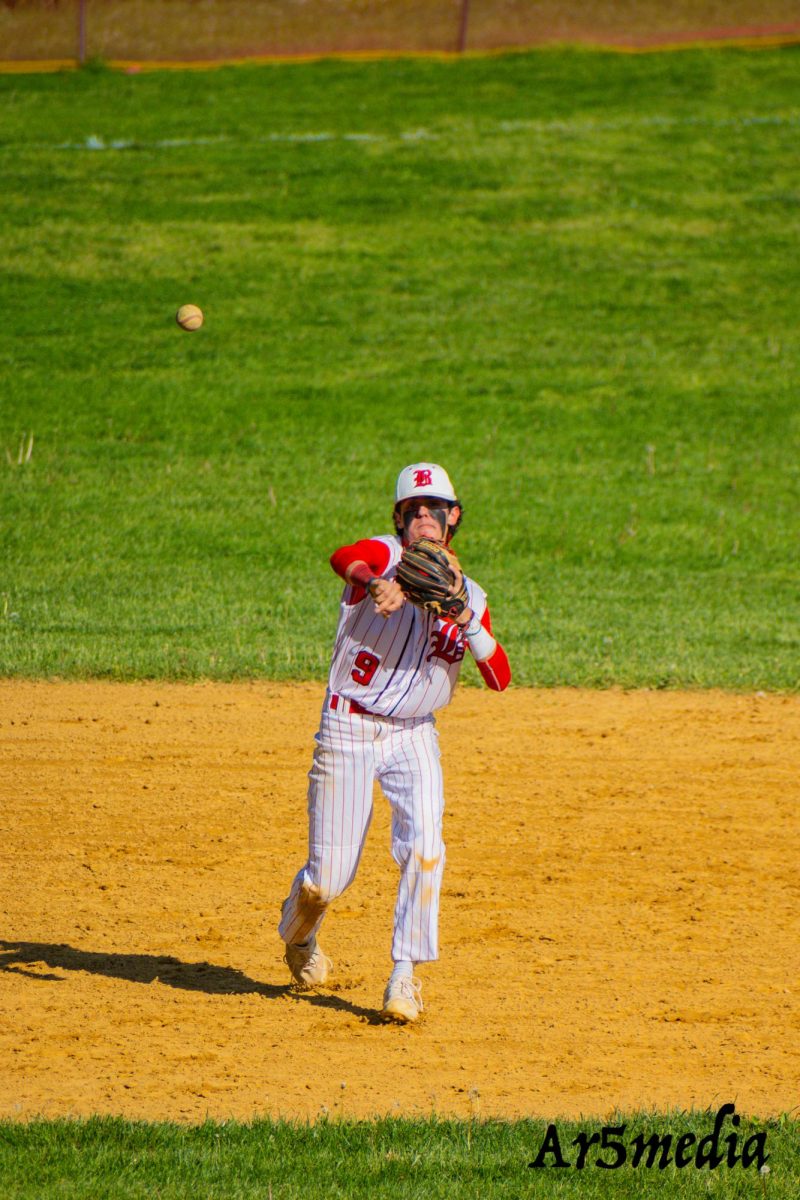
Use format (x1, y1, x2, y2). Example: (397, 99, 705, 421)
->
(0, 940, 382, 1022)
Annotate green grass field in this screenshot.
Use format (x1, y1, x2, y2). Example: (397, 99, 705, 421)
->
(1, 47, 799, 1198)
(1, 48, 799, 688)
(1, 1111, 795, 1198)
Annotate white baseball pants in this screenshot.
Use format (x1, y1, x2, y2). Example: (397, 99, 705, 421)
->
(278, 701, 446, 963)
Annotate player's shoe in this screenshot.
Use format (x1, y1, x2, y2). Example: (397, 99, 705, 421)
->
(381, 975, 424, 1024)
(283, 937, 332, 988)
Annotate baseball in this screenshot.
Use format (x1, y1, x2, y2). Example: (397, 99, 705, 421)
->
(176, 303, 203, 331)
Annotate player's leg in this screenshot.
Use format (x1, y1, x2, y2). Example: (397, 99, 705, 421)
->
(376, 717, 445, 1019)
(279, 710, 376, 957)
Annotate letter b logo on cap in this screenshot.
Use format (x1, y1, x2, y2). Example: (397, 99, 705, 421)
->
(395, 462, 457, 504)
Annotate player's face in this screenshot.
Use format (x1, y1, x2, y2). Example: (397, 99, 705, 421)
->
(397, 497, 459, 543)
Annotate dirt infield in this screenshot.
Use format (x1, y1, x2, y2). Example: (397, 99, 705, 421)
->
(1, 681, 797, 1122)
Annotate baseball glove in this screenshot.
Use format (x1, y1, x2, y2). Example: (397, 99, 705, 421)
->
(396, 537, 469, 619)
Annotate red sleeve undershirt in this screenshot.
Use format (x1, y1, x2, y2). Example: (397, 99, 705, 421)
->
(330, 539, 511, 692)
(330, 539, 392, 604)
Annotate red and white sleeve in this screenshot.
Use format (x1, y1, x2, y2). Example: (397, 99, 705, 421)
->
(330, 538, 393, 604)
(472, 606, 511, 692)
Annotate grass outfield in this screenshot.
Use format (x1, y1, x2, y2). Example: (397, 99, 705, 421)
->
(1, 49, 799, 687)
(1, 1112, 796, 1198)
(1, 49, 797, 1195)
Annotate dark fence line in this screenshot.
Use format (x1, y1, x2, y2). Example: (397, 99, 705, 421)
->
(4, 0, 478, 63)
(74, 0, 472, 63)
(2, 0, 799, 66)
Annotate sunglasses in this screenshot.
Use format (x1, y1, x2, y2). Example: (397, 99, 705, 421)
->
(398, 498, 450, 516)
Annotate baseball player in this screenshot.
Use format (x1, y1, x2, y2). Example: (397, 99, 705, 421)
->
(278, 463, 511, 1022)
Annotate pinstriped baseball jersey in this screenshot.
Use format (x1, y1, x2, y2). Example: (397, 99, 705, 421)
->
(328, 534, 487, 719)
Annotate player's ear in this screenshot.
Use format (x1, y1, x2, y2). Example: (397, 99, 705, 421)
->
(446, 504, 461, 528)
(392, 506, 403, 535)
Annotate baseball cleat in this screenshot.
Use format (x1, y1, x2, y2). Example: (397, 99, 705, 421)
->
(283, 936, 332, 988)
(381, 975, 423, 1024)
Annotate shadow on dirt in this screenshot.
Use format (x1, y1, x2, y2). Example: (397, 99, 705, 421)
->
(0, 939, 382, 1022)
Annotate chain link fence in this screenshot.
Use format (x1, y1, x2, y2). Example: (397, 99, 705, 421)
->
(2, 0, 799, 65)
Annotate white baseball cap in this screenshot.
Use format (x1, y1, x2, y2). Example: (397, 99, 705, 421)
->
(395, 462, 458, 504)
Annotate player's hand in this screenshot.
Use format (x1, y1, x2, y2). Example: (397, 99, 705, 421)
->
(369, 578, 404, 618)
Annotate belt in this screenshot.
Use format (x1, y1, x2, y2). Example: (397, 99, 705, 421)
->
(329, 692, 375, 717)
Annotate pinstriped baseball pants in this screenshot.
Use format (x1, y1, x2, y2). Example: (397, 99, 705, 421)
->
(278, 704, 446, 963)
